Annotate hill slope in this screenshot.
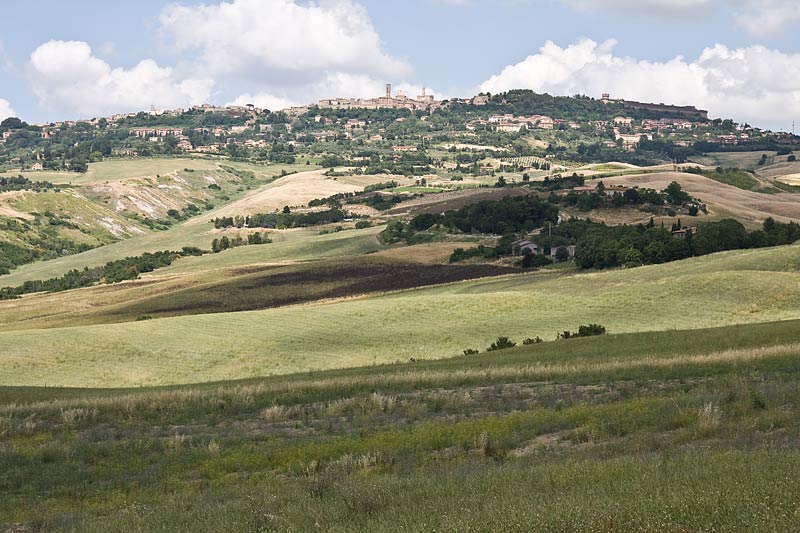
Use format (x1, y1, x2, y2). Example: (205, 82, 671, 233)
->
(2, 319, 800, 531)
(1, 244, 799, 387)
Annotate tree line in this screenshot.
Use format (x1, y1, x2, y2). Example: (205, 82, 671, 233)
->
(212, 207, 346, 230)
(0, 248, 206, 300)
(574, 217, 800, 269)
(0, 175, 56, 193)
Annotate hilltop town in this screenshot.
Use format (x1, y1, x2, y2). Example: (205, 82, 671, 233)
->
(0, 87, 792, 175)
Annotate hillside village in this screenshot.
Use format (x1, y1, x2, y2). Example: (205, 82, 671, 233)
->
(1, 88, 794, 175)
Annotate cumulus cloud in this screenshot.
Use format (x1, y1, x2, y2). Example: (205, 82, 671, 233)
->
(734, 0, 800, 37)
(160, 0, 417, 112)
(28, 40, 213, 117)
(160, 0, 410, 79)
(0, 98, 15, 120)
(479, 39, 800, 130)
(226, 92, 299, 111)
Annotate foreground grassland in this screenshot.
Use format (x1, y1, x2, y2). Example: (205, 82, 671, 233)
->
(1, 320, 800, 531)
(1, 244, 799, 387)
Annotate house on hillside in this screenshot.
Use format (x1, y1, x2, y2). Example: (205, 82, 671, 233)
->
(512, 240, 539, 256)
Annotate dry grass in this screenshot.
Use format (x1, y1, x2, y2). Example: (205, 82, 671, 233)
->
(3, 341, 797, 417)
(1, 243, 799, 387)
(594, 171, 800, 226)
(190, 170, 407, 224)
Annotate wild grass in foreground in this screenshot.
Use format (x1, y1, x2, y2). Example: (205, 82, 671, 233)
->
(1, 320, 800, 531)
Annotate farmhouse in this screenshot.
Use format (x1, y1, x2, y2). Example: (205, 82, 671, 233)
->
(672, 227, 696, 239)
(512, 240, 539, 256)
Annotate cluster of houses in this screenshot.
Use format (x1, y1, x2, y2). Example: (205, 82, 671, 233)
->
(313, 85, 441, 113)
(464, 111, 720, 151)
(467, 114, 581, 133)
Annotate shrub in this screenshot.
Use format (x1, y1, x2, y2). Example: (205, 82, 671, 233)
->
(463, 349, 480, 356)
(523, 337, 543, 345)
(578, 324, 607, 336)
(354, 220, 372, 230)
(559, 324, 607, 340)
(487, 337, 516, 351)
(522, 254, 552, 269)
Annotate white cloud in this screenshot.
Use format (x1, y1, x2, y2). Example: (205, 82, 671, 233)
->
(438, 0, 800, 35)
(160, 0, 410, 79)
(227, 92, 299, 111)
(564, 0, 800, 34)
(480, 39, 800, 130)
(564, 0, 715, 16)
(28, 40, 213, 117)
(734, 0, 800, 37)
(0, 98, 15, 120)
(161, 0, 416, 113)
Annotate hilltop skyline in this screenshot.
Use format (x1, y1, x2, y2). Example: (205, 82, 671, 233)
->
(1, 0, 799, 131)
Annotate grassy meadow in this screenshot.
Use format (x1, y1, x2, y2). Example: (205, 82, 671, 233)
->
(1, 158, 311, 185)
(1, 243, 799, 387)
(1, 155, 800, 530)
(2, 319, 800, 531)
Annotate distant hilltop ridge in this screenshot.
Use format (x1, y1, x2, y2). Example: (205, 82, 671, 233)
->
(289, 87, 709, 122)
(600, 93, 709, 121)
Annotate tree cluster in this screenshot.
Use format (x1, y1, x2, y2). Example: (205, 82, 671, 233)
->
(213, 208, 346, 230)
(411, 194, 559, 235)
(0, 248, 205, 300)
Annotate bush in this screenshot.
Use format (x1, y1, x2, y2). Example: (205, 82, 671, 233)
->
(521, 254, 552, 269)
(463, 349, 480, 356)
(487, 337, 516, 351)
(789, 155, 797, 162)
(354, 220, 372, 230)
(523, 337, 543, 345)
(558, 324, 607, 340)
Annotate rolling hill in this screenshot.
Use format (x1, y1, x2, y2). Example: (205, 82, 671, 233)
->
(1, 243, 798, 388)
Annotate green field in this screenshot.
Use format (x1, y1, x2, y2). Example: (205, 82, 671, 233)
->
(1, 158, 311, 185)
(689, 151, 778, 171)
(2, 319, 800, 531)
(1, 243, 799, 387)
(701, 168, 762, 190)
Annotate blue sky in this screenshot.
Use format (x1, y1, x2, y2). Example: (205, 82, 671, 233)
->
(1, 0, 799, 131)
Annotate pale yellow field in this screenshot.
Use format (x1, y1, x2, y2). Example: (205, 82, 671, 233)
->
(189, 170, 410, 224)
(594, 171, 800, 225)
(776, 174, 800, 186)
